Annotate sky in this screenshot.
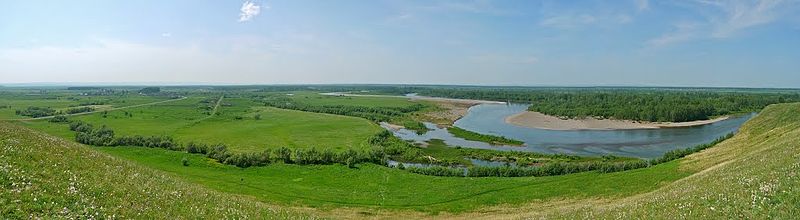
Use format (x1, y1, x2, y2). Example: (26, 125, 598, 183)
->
(1, 0, 799, 87)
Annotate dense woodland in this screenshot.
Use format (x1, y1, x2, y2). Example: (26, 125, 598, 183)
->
(395, 87, 800, 122)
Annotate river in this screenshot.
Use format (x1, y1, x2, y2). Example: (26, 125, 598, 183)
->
(384, 103, 753, 159)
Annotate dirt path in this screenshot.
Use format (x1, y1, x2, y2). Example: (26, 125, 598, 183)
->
(3, 96, 188, 121)
(201, 95, 224, 121)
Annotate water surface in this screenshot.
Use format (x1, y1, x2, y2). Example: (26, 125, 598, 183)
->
(386, 103, 753, 158)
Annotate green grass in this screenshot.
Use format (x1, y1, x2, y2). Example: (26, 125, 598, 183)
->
(0, 122, 309, 219)
(173, 106, 382, 152)
(20, 96, 383, 153)
(95, 145, 689, 213)
(0, 91, 167, 119)
(447, 126, 524, 145)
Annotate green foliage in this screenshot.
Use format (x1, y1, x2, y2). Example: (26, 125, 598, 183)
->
(447, 126, 524, 145)
(47, 115, 70, 123)
(258, 96, 427, 122)
(650, 133, 734, 165)
(138, 87, 161, 94)
(15, 106, 56, 118)
(64, 106, 94, 114)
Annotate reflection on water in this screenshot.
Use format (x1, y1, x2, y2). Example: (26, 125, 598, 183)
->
(384, 103, 754, 159)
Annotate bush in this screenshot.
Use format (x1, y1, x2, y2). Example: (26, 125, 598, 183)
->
(650, 133, 734, 165)
(16, 106, 56, 118)
(182, 157, 189, 166)
(65, 106, 94, 114)
(48, 115, 70, 123)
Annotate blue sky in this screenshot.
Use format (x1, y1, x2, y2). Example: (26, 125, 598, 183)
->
(1, 0, 799, 87)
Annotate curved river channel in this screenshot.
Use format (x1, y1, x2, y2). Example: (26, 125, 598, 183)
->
(384, 103, 754, 159)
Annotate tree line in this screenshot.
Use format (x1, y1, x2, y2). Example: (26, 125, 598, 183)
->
(398, 87, 800, 122)
(16, 106, 57, 118)
(256, 96, 427, 122)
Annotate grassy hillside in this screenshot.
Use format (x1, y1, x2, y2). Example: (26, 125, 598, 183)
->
(0, 122, 310, 219)
(467, 102, 800, 219)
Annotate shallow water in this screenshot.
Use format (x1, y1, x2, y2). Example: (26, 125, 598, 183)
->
(386, 103, 753, 159)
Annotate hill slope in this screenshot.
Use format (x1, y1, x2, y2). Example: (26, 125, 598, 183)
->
(0, 122, 310, 219)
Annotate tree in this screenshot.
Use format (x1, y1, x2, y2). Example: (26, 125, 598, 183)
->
(139, 87, 161, 94)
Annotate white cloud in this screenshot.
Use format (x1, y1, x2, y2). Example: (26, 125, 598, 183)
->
(161, 32, 172, 37)
(706, 0, 787, 38)
(646, 0, 796, 47)
(239, 1, 263, 22)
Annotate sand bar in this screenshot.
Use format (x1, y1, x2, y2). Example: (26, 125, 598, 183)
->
(506, 111, 730, 130)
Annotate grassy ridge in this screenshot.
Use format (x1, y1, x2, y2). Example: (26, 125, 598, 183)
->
(447, 126, 524, 145)
(0, 122, 309, 219)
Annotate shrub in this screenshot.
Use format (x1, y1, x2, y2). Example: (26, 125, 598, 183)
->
(48, 115, 70, 123)
(16, 106, 56, 118)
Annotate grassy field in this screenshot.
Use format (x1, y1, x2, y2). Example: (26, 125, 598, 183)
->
(95, 146, 688, 213)
(17, 94, 384, 153)
(0, 122, 310, 219)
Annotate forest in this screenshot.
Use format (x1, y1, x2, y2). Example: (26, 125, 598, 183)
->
(395, 87, 800, 122)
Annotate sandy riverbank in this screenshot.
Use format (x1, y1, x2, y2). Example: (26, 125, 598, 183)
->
(321, 92, 501, 125)
(505, 111, 730, 130)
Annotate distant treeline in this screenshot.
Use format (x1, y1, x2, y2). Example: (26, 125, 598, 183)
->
(241, 86, 800, 122)
(255, 96, 426, 122)
(390, 87, 800, 122)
